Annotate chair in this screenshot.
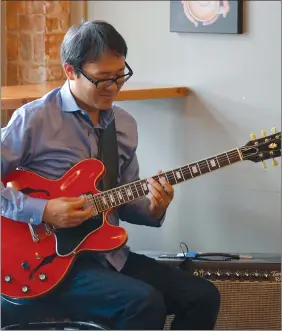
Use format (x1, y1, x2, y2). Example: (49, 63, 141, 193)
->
(1, 296, 109, 330)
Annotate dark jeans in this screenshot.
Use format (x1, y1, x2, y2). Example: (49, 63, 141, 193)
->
(1, 252, 220, 330)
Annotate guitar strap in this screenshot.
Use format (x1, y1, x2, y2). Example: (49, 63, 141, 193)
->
(97, 117, 118, 191)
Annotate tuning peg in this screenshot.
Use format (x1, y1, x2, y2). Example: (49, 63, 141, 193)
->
(272, 159, 279, 167)
(261, 161, 267, 169)
(250, 133, 257, 140)
(271, 127, 277, 134)
(261, 130, 267, 137)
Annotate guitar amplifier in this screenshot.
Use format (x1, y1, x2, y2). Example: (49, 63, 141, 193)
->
(140, 251, 281, 330)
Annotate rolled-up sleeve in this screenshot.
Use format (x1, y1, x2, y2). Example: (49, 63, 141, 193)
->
(1, 109, 47, 225)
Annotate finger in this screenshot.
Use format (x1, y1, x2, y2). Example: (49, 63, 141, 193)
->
(159, 177, 174, 197)
(148, 192, 159, 209)
(69, 206, 96, 220)
(147, 177, 164, 195)
(148, 183, 165, 205)
(61, 196, 84, 203)
(147, 178, 169, 202)
(69, 196, 87, 209)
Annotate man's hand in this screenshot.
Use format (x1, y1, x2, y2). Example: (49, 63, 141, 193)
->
(147, 170, 174, 220)
(42, 196, 97, 228)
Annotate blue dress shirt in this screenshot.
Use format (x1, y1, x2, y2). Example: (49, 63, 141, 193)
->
(1, 80, 165, 271)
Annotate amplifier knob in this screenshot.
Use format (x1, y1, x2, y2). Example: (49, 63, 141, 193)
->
(225, 271, 231, 278)
(253, 271, 260, 279)
(243, 272, 250, 279)
(234, 272, 240, 280)
(263, 272, 269, 280)
(39, 273, 47, 281)
(4, 275, 12, 283)
(21, 261, 30, 270)
(205, 271, 212, 279)
(21, 285, 30, 293)
(216, 271, 221, 278)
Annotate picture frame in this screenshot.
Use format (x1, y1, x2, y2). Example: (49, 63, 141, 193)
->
(170, 1, 243, 34)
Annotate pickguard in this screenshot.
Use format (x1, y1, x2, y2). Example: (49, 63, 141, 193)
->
(54, 215, 103, 256)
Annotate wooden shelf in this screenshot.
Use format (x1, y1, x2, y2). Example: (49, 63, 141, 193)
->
(1, 81, 189, 110)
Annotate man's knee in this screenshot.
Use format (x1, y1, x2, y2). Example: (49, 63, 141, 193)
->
(196, 278, 220, 313)
(126, 284, 166, 329)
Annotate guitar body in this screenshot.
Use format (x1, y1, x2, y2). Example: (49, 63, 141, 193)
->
(1, 159, 128, 299)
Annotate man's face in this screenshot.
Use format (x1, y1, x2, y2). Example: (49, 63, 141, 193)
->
(66, 52, 130, 111)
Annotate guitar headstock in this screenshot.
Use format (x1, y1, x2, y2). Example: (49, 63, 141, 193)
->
(240, 127, 281, 168)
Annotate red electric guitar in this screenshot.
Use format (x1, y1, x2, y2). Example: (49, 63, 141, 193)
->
(1, 129, 281, 300)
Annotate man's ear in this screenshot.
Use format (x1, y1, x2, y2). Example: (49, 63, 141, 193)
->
(63, 64, 76, 80)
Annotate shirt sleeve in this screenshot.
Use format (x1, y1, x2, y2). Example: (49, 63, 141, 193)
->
(1, 108, 47, 225)
(117, 152, 166, 227)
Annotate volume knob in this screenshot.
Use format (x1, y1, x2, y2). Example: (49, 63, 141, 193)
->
(39, 273, 47, 281)
(4, 275, 12, 283)
(21, 285, 30, 293)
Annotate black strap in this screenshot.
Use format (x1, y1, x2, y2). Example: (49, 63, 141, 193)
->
(97, 118, 118, 191)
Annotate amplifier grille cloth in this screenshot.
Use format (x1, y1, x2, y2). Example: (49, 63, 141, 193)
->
(164, 280, 281, 330)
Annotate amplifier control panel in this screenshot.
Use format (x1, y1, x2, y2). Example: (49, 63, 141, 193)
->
(193, 268, 281, 282)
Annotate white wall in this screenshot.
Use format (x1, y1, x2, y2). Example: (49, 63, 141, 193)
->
(87, 1, 281, 254)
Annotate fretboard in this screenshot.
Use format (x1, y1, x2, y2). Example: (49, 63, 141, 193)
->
(92, 148, 242, 213)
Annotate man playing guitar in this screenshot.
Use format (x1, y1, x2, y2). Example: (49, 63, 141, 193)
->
(1, 20, 220, 330)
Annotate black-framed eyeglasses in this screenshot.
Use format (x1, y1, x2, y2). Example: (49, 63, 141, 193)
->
(77, 62, 133, 89)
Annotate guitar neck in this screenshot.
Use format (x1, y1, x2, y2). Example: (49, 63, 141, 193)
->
(93, 148, 243, 213)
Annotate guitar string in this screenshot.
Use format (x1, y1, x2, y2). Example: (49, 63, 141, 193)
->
(90, 138, 281, 212)
(92, 151, 242, 212)
(90, 150, 242, 212)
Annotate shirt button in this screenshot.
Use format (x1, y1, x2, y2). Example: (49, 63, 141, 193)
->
(29, 218, 33, 223)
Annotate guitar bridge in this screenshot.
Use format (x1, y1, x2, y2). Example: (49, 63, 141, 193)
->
(28, 224, 39, 242)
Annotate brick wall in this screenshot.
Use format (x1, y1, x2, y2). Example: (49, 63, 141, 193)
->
(5, 0, 71, 86)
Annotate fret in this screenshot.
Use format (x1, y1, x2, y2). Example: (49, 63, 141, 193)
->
(227, 149, 241, 163)
(135, 181, 145, 196)
(189, 163, 201, 177)
(115, 188, 124, 204)
(205, 159, 211, 172)
(206, 157, 220, 171)
(164, 172, 170, 182)
(166, 171, 177, 185)
(105, 193, 114, 208)
(179, 167, 186, 181)
(130, 182, 140, 199)
(216, 153, 230, 167)
(198, 160, 210, 174)
(225, 152, 231, 164)
(93, 196, 102, 212)
(171, 171, 178, 184)
(125, 185, 134, 201)
(98, 194, 109, 210)
(181, 165, 193, 180)
(173, 168, 185, 183)
(110, 189, 119, 206)
(108, 192, 116, 205)
(140, 180, 150, 195)
(120, 186, 130, 203)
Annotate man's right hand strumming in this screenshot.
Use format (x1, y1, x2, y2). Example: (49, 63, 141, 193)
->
(42, 196, 97, 228)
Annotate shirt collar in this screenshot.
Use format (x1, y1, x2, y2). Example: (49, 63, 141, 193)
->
(60, 80, 80, 113)
(60, 80, 114, 129)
